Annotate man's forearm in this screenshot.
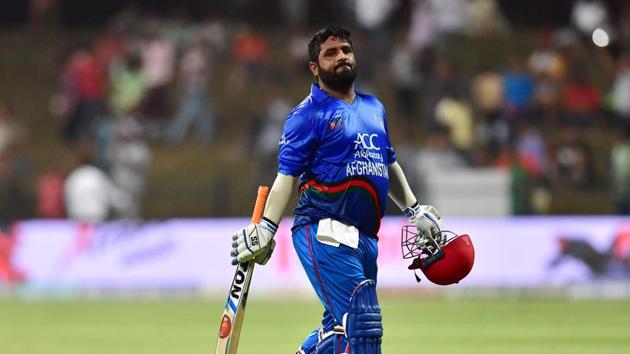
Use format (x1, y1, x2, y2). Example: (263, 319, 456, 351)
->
(262, 173, 296, 225)
(388, 161, 417, 211)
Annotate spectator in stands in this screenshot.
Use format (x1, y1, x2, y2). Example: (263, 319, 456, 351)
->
(165, 36, 215, 145)
(472, 69, 504, 118)
(515, 121, 554, 214)
(434, 84, 476, 164)
(610, 127, 630, 214)
(476, 114, 511, 165)
(427, 0, 469, 35)
(515, 122, 548, 177)
(407, 0, 436, 53)
(528, 33, 565, 125)
(549, 126, 596, 190)
(465, 0, 509, 37)
(97, 52, 146, 170)
(93, 27, 129, 74)
(138, 20, 176, 122)
(35, 163, 65, 219)
(471, 68, 508, 163)
(53, 43, 108, 144)
(63, 145, 130, 223)
(421, 56, 463, 130)
(528, 32, 567, 82)
(354, 0, 395, 33)
(502, 57, 534, 118)
(531, 72, 563, 125)
(230, 25, 270, 88)
(353, 0, 397, 84)
(197, 20, 228, 62)
(493, 122, 553, 214)
(95, 50, 152, 219)
(106, 115, 152, 219)
(494, 143, 532, 215)
(561, 71, 601, 126)
(108, 53, 145, 118)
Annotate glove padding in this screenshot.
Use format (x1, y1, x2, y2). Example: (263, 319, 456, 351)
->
(404, 203, 446, 247)
(231, 217, 278, 265)
(253, 239, 275, 265)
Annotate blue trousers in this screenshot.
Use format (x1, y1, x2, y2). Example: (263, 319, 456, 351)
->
(292, 222, 378, 350)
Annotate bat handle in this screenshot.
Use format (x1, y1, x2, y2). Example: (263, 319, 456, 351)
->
(251, 186, 269, 224)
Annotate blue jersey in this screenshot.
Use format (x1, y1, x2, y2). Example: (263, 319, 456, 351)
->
(278, 84, 396, 235)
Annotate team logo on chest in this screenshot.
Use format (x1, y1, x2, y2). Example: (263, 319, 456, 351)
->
(347, 132, 388, 178)
(354, 133, 381, 151)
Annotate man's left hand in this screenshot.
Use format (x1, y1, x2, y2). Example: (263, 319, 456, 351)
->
(405, 203, 446, 246)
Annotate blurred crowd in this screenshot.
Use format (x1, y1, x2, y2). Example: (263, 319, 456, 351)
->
(1, 0, 630, 227)
(396, 0, 630, 216)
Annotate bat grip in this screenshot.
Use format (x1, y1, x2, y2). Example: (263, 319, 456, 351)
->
(251, 186, 269, 224)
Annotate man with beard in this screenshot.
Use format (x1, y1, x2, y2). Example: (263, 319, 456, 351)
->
(231, 26, 444, 354)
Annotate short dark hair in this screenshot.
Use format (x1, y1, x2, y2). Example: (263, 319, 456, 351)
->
(308, 26, 353, 63)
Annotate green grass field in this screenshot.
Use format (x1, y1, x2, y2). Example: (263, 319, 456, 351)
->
(1, 296, 630, 354)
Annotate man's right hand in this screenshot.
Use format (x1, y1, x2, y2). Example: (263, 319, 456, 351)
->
(253, 239, 276, 265)
(231, 218, 278, 265)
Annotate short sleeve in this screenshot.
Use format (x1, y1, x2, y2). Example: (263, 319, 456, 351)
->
(278, 110, 318, 176)
(383, 110, 397, 164)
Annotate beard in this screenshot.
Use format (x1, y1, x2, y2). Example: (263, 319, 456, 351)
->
(318, 61, 357, 92)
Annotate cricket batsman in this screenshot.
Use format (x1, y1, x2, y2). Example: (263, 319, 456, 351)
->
(231, 26, 444, 353)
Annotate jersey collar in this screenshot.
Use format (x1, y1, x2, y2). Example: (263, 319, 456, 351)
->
(310, 83, 363, 104)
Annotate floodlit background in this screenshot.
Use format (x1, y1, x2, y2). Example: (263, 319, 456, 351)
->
(1, 1, 630, 353)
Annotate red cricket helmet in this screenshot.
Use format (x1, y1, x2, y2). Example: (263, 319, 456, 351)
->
(402, 227, 475, 285)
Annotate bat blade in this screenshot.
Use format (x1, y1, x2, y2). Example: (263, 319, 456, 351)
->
(215, 186, 269, 354)
(216, 259, 255, 354)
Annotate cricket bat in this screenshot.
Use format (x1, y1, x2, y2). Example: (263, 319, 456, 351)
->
(215, 186, 269, 354)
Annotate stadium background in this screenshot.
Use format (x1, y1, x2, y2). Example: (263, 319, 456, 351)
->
(1, 1, 630, 353)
